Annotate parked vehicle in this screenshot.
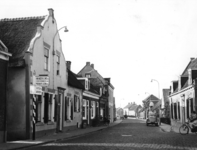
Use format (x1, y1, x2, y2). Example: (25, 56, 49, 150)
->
(146, 102, 159, 126)
(179, 118, 197, 135)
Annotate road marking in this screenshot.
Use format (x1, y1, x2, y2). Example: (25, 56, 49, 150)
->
(43, 143, 196, 150)
(121, 135, 132, 136)
(8, 141, 43, 144)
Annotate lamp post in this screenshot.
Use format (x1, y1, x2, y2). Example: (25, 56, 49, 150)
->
(151, 79, 160, 99)
(53, 26, 68, 133)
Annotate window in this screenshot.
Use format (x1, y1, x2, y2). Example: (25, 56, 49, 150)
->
(44, 93, 53, 123)
(85, 73, 91, 78)
(56, 55, 60, 75)
(178, 102, 180, 120)
(82, 99, 87, 120)
(65, 96, 71, 120)
(36, 95, 42, 122)
(74, 95, 80, 112)
(44, 48, 49, 71)
(65, 96, 72, 120)
(174, 103, 177, 119)
(71, 97, 73, 120)
(91, 101, 95, 119)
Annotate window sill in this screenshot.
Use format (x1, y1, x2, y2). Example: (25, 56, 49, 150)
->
(47, 121, 54, 125)
(36, 122, 45, 126)
(66, 120, 72, 123)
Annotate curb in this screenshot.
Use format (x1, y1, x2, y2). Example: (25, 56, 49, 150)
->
(7, 121, 122, 150)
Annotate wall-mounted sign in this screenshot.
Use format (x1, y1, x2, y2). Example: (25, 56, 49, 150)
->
(36, 76, 49, 87)
(30, 85, 42, 95)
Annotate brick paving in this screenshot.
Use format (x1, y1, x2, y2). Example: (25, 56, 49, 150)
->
(26, 118, 197, 150)
(1, 118, 197, 150)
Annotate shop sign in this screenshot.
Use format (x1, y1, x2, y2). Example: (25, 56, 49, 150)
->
(30, 85, 42, 95)
(36, 76, 49, 87)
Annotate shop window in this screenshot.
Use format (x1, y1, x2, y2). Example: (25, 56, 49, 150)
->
(36, 95, 42, 122)
(44, 47, 49, 71)
(82, 99, 87, 120)
(44, 93, 53, 123)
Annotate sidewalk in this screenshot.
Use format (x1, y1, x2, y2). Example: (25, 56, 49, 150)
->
(138, 118, 179, 133)
(0, 120, 122, 150)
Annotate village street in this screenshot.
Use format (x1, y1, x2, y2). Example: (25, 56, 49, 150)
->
(26, 118, 197, 150)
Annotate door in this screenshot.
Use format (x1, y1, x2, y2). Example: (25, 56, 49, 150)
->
(59, 93, 63, 131)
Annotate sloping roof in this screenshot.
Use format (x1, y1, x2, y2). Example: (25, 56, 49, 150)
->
(89, 77, 104, 87)
(142, 94, 160, 102)
(0, 16, 45, 62)
(162, 89, 170, 104)
(182, 58, 197, 76)
(128, 104, 138, 111)
(124, 103, 132, 109)
(68, 69, 85, 90)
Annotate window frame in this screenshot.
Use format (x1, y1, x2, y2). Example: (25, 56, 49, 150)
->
(44, 47, 50, 71)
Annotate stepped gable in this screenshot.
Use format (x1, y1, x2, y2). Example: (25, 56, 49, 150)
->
(0, 16, 46, 62)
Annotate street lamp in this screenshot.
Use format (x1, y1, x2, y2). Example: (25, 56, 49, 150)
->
(52, 26, 68, 133)
(53, 26, 69, 55)
(151, 79, 160, 99)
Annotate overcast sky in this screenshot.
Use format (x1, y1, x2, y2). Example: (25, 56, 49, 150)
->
(2, 0, 197, 107)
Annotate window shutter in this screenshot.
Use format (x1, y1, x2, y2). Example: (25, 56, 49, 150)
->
(71, 98, 73, 120)
(65, 97, 67, 120)
(78, 97, 80, 112)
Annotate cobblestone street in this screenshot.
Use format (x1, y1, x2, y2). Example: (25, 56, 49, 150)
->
(26, 118, 197, 150)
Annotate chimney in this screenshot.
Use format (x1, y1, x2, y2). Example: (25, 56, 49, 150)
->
(48, 8, 54, 18)
(86, 62, 90, 66)
(91, 64, 94, 68)
(66, 61, 71, 70)
(191, 58, 195, 61)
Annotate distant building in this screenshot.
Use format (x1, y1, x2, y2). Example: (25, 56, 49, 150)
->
(142, 95, 160, 119)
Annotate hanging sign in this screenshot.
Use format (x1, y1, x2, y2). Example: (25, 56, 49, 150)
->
(36, 76, 49, 87)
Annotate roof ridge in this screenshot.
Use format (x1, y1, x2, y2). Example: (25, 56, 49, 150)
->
(0, 16, 46, 22)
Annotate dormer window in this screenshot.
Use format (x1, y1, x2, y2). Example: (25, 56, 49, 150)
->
(85, 73, 91, 78)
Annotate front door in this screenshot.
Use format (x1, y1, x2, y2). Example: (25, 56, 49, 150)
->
(59, 93, 63, 131)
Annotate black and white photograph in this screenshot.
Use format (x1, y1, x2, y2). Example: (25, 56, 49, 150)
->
(1, 0, 197, 149)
